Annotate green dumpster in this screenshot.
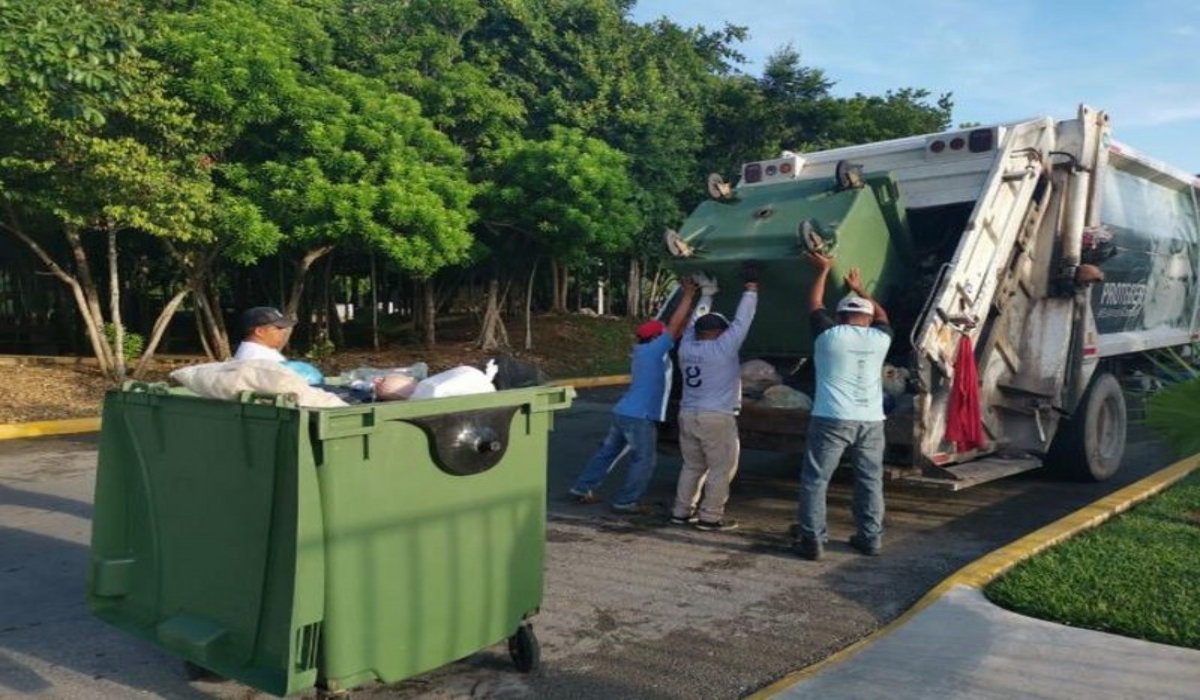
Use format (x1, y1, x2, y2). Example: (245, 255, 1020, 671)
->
(87, 382, 574, 696)
(667, 173, 917, 357)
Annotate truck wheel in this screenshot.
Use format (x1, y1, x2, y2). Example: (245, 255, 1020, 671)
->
(1049, 372, 1126, 481)
(508, 622, 540, 673)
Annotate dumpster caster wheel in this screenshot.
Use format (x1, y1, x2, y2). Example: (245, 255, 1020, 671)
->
(508, 623, 540, 672)
(183, 660, 222, 682)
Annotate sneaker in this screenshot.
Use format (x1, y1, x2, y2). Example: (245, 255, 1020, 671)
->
(848, 534, 881, 556)
(793, 537, 823, 561)
(693, 519, 738, 532)
(668, 513, 698, 526)
(568, 489, 601, 505)
(610, 502, 659, 516)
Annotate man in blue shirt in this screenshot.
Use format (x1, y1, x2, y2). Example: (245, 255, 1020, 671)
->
(569, 277, 699, 513)
(795, 251, 893, 560)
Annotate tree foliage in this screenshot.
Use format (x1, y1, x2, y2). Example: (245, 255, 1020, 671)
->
(478, 126, 640, 265)
(0, 0, 960, 365)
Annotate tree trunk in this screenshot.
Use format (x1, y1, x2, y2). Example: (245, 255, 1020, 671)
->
(649, 266, 664, 315)
(474, 274, 510, 351)
(626, 257, 641, 319)
(370, 253, 380, 351)
(284, 245, 334, 319)
(166, 241, 231, 361)
(549, 259, 564, 312)
(193, 279, 230, 359)
(524, 258, 539, 350)
(132, 286, 190, 378)
(194, 308, 214, 359)
(64, 224, 117, 375)
(419, 279, 437, 346)
(106, 226, 127, 380)
(320, 253, 338, 351)
(2, 210, 117, 376)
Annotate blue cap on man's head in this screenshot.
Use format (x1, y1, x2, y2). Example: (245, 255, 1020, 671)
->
(241, 306, 296, 332)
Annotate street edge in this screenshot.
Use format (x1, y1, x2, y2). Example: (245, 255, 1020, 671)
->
(747, 450, 1200, 699)
(0, 417, 102, 440)
(0, 375, 631, 441)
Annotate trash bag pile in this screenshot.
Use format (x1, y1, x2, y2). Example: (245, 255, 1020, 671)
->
(171, 357, 517, 409)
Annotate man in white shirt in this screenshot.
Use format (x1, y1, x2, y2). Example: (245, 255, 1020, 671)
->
(232, 307, 296, 361)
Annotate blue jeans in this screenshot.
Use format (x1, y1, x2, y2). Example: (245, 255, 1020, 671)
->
(797, 417, 886, 547)
(570, 413, 659, 508)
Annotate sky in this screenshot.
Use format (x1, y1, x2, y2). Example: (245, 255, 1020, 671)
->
(630, 0, 1200, 176)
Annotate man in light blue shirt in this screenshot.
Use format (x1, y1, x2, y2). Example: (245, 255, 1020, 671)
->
(795, 252, 892, 561)
(569, 278, 698, 513)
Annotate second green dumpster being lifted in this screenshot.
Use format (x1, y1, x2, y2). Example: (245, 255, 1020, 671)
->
(87, 382, 575, 696)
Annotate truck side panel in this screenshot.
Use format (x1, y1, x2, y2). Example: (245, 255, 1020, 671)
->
(1090, 151, 1200, 356)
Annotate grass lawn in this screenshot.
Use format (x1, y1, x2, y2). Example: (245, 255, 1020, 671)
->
(984, 470, 1200, 649)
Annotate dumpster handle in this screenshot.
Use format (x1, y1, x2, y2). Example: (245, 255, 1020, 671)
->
(237, 391, 300, 408)
(121, 380, 172, 395)
(533, 386, 575, 412)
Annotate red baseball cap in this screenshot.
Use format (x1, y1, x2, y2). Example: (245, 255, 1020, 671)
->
(636, 319, 666, 340)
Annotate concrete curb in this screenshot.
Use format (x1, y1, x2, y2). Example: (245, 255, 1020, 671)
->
(747, 450, 1200, 699)
(0, 375, 631, 441)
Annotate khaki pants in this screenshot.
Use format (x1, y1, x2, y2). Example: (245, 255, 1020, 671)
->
(672, 411, 740, 522)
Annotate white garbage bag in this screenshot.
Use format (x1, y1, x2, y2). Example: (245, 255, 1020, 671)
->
(170, 359, 348, 408)
(410, 360, 499, 400)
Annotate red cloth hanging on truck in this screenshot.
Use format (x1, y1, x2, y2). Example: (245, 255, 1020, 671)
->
(944, 334, 985, 452)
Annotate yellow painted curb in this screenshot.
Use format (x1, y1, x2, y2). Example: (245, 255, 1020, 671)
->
(748, 451, 1200, 699)
(0, 417, 102, 441)
(550, 375, 631, 389)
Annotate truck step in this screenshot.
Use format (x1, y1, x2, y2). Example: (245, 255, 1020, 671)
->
(898, 455, 1043, 491)
(997, 380, 1056, 398)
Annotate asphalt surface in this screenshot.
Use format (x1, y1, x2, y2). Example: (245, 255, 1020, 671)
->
(0, 388, 1180, 699)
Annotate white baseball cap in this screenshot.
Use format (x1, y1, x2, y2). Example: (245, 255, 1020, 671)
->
(836, 295, 874, 316)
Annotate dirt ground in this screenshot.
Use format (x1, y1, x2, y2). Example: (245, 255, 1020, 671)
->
(0, 313, 635, 425)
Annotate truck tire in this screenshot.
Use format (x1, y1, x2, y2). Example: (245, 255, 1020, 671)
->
(1048, 372, 1127, 481)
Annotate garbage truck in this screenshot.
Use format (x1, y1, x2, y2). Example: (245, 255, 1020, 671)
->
(662, 105, 1200, 489)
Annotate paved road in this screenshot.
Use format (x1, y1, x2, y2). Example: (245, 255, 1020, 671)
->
(0, 390, 1175, 699)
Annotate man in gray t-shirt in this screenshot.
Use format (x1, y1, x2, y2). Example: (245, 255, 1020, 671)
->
(669, 263, 760, 532)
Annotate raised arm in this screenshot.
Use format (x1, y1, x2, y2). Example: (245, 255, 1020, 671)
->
(805, 252, 835, 312)
(666, 277, 698, 340)
(844, 267, 890, 326)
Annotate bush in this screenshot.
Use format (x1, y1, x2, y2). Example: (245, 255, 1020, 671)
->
(1145, 376, 1200, 457)
(104, 323, 145, 364)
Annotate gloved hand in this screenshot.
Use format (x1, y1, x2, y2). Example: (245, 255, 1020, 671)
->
(692, 272, 719, 297)
(741, 260, 761, 284)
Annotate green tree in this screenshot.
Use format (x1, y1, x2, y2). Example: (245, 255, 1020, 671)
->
(152, 0, 476, 348)
(326, 0, 525, 154)
(702, 45, 952, 173)
(1, 0, 213, 379)
(475, 127, 641, 349)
